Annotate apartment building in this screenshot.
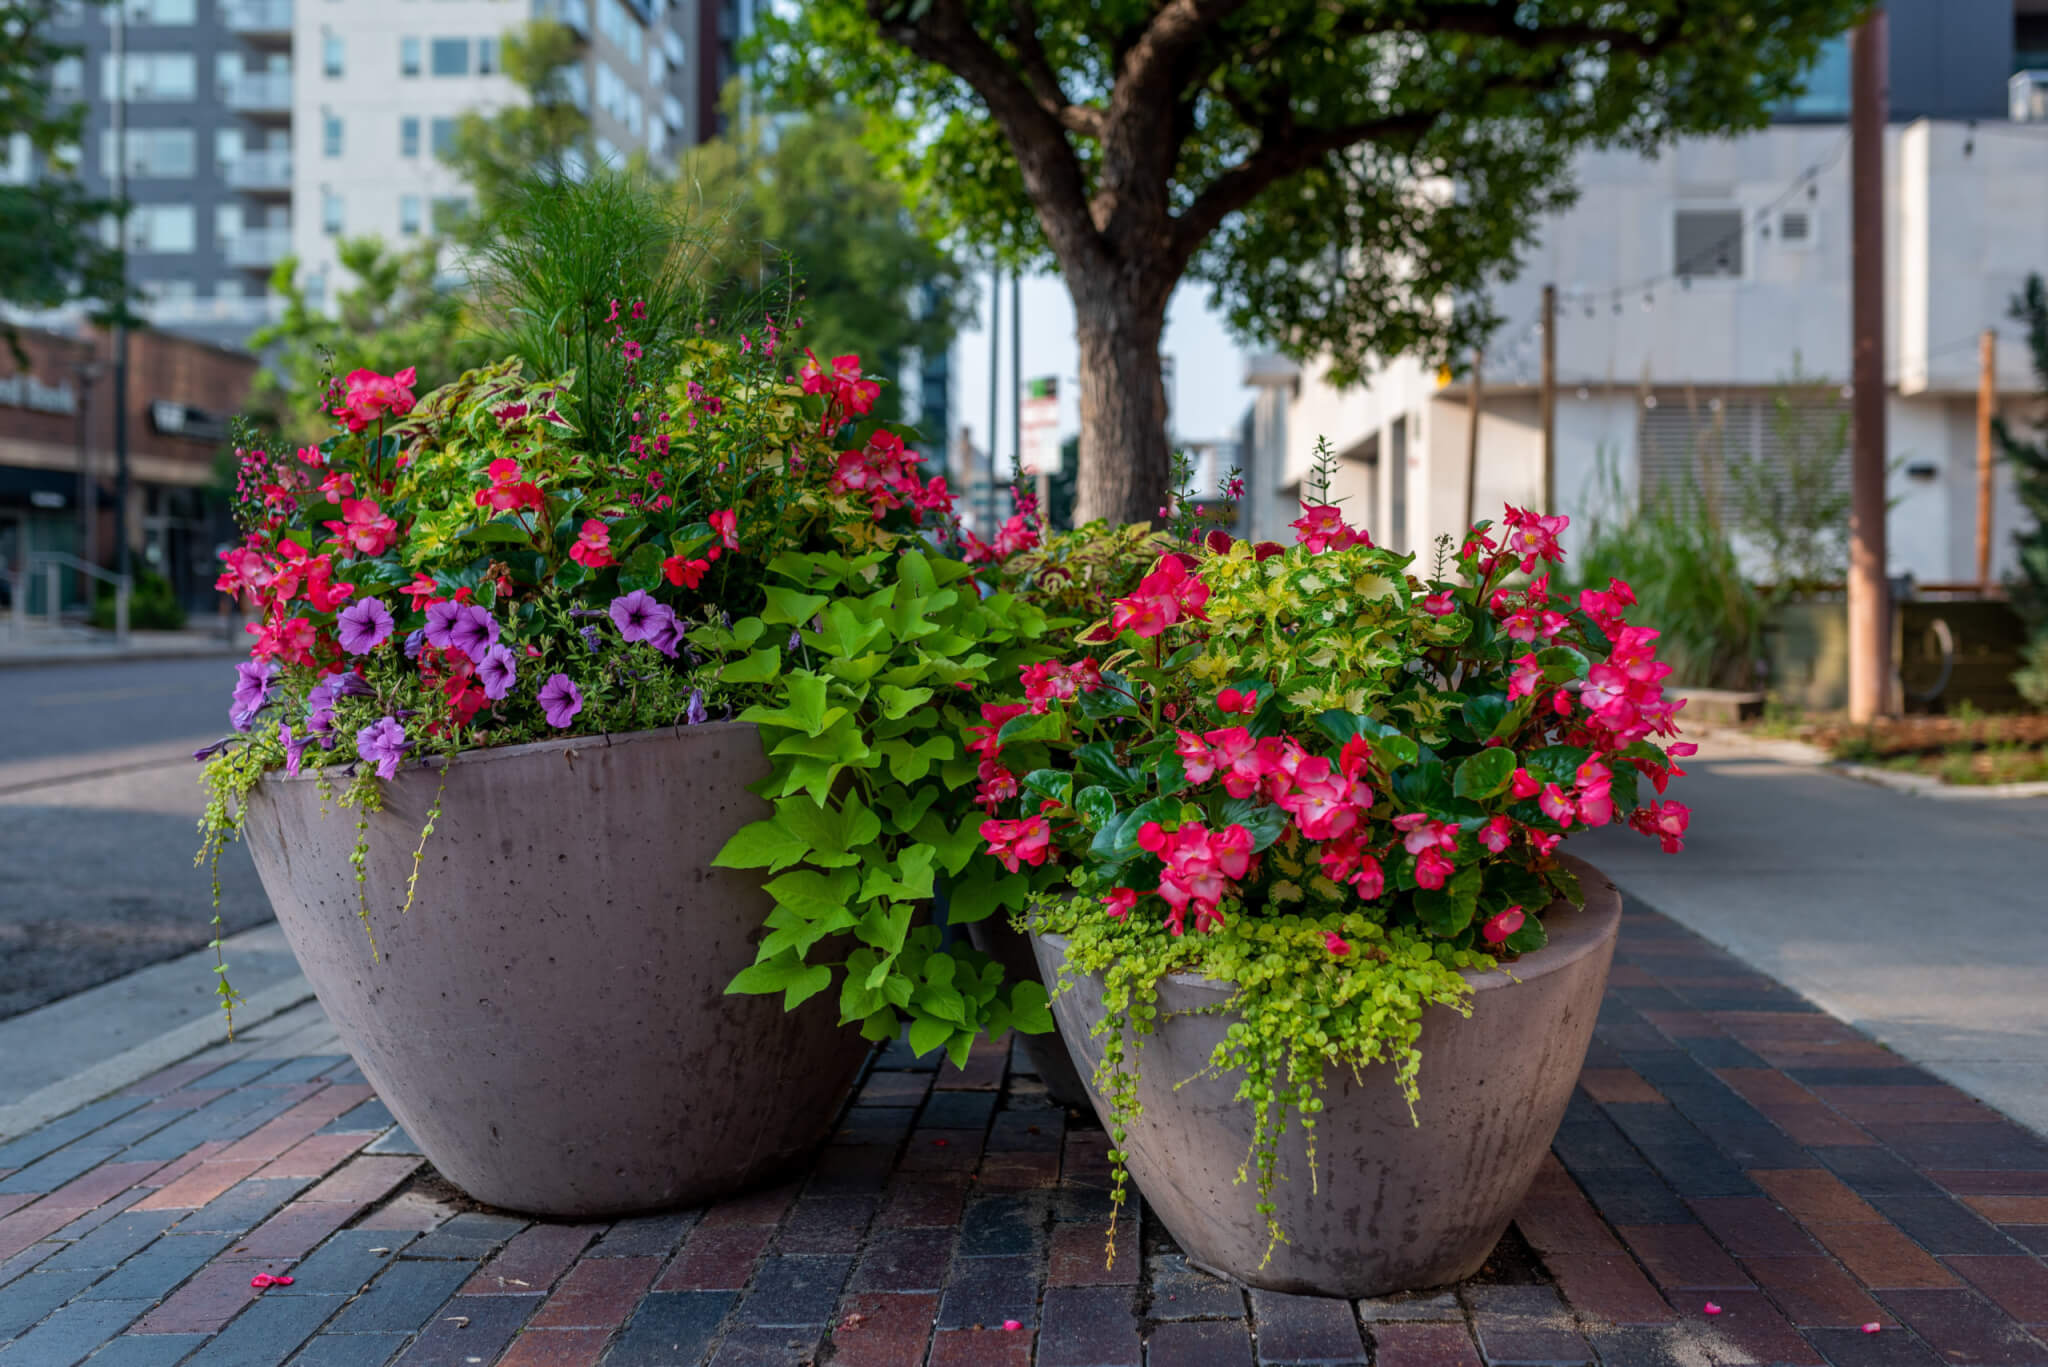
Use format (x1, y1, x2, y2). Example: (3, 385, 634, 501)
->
(22, 0, 745, 347)
(1239, 0, 2046, 587)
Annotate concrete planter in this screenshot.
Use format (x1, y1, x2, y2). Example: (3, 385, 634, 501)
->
(242, 723, 869, 1219)
(1031, 855, 1621, 1297)
(965, 918, 1092, 1110)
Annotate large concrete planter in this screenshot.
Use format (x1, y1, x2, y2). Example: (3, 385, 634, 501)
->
(965, 918, 1091, 1110)
(1032, 855, 1621, 1297)
(242, 723, 869, 1219)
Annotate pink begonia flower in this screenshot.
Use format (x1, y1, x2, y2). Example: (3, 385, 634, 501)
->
(709, 507, 740, 549)
(1290, 504, 1371, 552)
(1423, 591, 1457, 617)
(1103, 888, 1137, 920)
(1414, 846, 1456, 890)
(1499, 504, 1568, 572)
(1325, 931, 1352, 956)
(1538, 783, 1577, 827)
(1478, 815, 1516, 854)
(1508, 653, 1545, 702)
(1511, 766, 1542, 799)
(1482, 905, 1526, 945)
(1216, 686, 1259, 715)
(1107, 555, 1209, 638)
(980, 815, 1051, 872)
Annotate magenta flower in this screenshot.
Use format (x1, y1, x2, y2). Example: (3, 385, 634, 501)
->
(539, 673, 583, 729)
(423, 599, 462, 650)
(355, 716, 409, 779)
(608, 590, 672, 644)
(280, 721, 310, 777)
(336, 596, 395, 655)
(476, 643, 518, 701)
(449, 604, 500, 660)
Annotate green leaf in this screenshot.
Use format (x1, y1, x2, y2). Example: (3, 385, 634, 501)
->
(1452, 748, 1518, 801)
(1022, 768, 1073, 806)
(763, 868, 860, 922)
(877, 684, 934, 719)
(1073, 785, 1117, 829)
(906, 1014, 953, 1057)
(946, 865, 1027, 925)
(711, 818, 811, 873)
(618, 541, 665, 594)
(741, 671, 832, 736)
(1217, 799, 1290, 851)
(783, 963, 833, 1011)
(1075, 741, 1142, 793)
(1007, 979, 1055, 1035)
(1536, 645, 1591, 683)
(720, 646, 782, 684)
(461, 520, 535, 545)
(726, 949, 810, 996)
(1414, 864, 1483, 936)
(762, 585, 829, 626)
(811, 600, 890, 657)
(995, 710, 1064, 745)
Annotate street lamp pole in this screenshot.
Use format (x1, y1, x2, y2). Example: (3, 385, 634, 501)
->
(110, 1, 133, 592)
(1847, 12, 1890, 721)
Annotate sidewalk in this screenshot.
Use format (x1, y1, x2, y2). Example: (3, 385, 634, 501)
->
(1574, 730, 2048, 1136)
(2, 897, 2047, 1367)
(0, 627, 239, 669)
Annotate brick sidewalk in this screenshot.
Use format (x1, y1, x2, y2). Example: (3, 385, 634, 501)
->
(2, 899, 2046, 1366)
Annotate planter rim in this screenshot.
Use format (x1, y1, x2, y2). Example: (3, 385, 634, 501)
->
(1035, 852, 1615, 1002)
(255, 719, 759, 785)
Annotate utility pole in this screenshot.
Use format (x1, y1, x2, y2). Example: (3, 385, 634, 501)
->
(1848, 13, 1889, 721)
(985, 269, 1000, 530)
(111, 2, 133, 593)
(1009, 275, 1021, 511)
(1539, 284, 1557, 515)
(1463, 348, 1484, 529)
(1977, 329, 1997, 593)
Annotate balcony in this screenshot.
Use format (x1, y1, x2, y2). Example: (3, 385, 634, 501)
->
(221, 71, 293, 116)
(223, 0, 292, 39)
(224, 149, 291, 193)
(226, 227, 293, 269)
(531, 0, 590, 35)
(143, 294, 288, 328)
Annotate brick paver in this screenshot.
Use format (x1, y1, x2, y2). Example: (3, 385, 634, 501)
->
(0, 900, 2044, 1364)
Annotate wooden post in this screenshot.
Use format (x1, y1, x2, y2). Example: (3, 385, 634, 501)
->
(1540, 284, 1557, 515)
(1463, 349, 1485, 529)
(1977, 328, 1997, 593)
(1847, 13, 1890, 722)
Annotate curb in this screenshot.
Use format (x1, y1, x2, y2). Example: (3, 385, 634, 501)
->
(0, 647, 240, 670)
(1832, 762, 2048, 801)
(0, 976, 315, 1143)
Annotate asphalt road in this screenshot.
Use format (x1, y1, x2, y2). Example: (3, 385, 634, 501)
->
(0, 657, 270, 1023)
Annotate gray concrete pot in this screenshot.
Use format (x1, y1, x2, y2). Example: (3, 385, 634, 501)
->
(1031, 855, 1621, 1297)
(964, 917, 1092, 1110)
(242, 723, 870, 1219)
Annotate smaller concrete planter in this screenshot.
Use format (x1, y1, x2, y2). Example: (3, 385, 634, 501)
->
(242, 723, 870, 1219)
(1031, 855, 1622, 1297)
(965, 918, 1092, 1110)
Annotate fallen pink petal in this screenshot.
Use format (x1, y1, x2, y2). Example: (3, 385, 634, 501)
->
(1003, 1320, 1023, 1332)
(1863, 1323, 1882, 1334)
(1703, 1302, 1722, 1315)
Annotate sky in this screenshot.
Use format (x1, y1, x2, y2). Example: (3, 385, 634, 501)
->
(946, 271, 1251, 477)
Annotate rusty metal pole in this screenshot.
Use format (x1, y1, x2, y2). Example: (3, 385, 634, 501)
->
(1848, 14, 1890, 721)
(1539, 285, 1557, 515)
(1977, 328, 1997, 593)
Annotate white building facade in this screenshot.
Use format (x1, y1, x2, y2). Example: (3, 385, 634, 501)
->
(1242, 4, 2048, 587)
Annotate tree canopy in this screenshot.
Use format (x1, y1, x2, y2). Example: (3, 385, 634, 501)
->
(760, 0, 1870, 521)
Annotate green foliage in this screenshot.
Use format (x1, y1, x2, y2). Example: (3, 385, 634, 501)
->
(1038, 895, 1476, 1263)
(760, 0, 1867, 384)
(0, 0, 134, 358)
(1727, 366, 1852, 597)
(713, 548, 1062, 1066)
(1575, 451, 1761, 689)
(681, 105, 973, 420)
(994, 521, 1167, 620)
(88, 567, 184, 630)
(251, 238, 492, 444)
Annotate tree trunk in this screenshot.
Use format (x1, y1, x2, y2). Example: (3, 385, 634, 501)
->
(1072, 288, 1172, 526)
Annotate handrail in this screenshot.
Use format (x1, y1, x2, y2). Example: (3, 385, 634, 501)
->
(8, 552, 130, 644)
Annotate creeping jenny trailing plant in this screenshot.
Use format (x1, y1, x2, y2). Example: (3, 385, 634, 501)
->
(969, 475, 1697, 1263)
(195, 183, 1056, 1056)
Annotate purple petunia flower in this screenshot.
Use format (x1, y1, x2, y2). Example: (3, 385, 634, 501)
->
(192, 737, 237, 762)
(579, 624, 603, 653)
(404, 628, 426, 660)
(685, 688, 708, 726)
(538, 673, 583, 729)
(355, 716, 409, 779)
(280, 721, 311, 777)
(608, 590, 669, 643)
(449, 604, 500, 661)
(230, 661, 278, 732)
(476, 643, 518, 701)
(336, 596, 395, 655)
(646, 612, 683, 659)
(306, 670, 367, 736)
(423, 599, 462, 650)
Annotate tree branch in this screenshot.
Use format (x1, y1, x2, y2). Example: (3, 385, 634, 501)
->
(1005, 0, 1105, 138)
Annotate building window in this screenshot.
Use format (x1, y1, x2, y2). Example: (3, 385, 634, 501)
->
(50, 56, 83, 100)
(1778, 34, 1849, 119)
(400, 36, 422, 77)
(322, 189, 343, 235)
(214, 204, 243, 247)
(123, 204, 196, 252)
(322, 112, 343, 157)
(477, 37, 499, 75)
(399, 194, 422, 235)
(119, 0, 196, 24)
(400, 116, 420, 157)
(1637, 394, 1849, 511)
(100, 127, 195, 178)
(1673, 207, 1745, 280)
(101, 52, 197, 101)
(323, 34, 345, 77)
(213, 128, 242, 172)
(431, 37, 470, 76)
(430, 116, 457, 159)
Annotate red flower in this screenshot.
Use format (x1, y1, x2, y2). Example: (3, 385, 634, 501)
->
(569, 519, 614, 568)
(1324, 931, 1352, 957)
(980, 815, 1051, 872)
(1290, 505, 1371, 553)
(709, 508, 739, 550)
(1216, 686, 1259, 716)
(1108, 556, 1210, 638)
(1481, 905, 1526, 945)
(663, 554, 715, 588)
(325, 499, 398, 556)
(334, 366, 416, 433)
(1103, 888, 1137, 920)
(474, 457, 544, 515)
